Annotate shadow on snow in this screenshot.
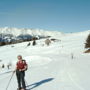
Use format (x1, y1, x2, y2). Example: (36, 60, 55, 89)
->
(26, 78, 54, 90)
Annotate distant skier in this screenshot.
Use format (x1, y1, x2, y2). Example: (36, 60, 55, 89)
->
(7, 62, 12, 69)
(32, 40, 36, 46)
(7, 64, 10, 69)
(27, 42, 31, 47)
(14, 55, 28, 90)
(2, 64, 5, 68)
(71, 53, 74, 59)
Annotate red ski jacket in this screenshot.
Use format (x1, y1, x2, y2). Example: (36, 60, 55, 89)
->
(16, 60, 27, 70)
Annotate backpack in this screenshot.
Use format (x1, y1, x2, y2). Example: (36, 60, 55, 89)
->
(22, 60, 28, 71)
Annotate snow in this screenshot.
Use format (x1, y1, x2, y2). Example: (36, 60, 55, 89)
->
(24, 56, 52, 67)
(0, 29, 90, 90)
(0, 27, 64, 37)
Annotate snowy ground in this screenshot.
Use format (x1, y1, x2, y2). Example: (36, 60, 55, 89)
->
(0, 30, 90, 90)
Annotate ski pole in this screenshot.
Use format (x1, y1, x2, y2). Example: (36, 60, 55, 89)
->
(6, 72, 15, 90)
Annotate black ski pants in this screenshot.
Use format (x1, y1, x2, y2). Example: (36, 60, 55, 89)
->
(16, 70, 26, 89)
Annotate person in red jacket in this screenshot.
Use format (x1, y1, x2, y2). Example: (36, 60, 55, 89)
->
(14, 55, 28, 90)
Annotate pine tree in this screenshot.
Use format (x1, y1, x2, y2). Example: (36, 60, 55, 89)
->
(85, 34, 90, 48)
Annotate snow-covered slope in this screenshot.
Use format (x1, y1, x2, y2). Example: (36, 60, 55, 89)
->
(0, 29, 90, 90)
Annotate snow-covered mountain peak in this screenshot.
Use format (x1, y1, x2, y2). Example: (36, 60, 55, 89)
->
(0, 27, 64, 37)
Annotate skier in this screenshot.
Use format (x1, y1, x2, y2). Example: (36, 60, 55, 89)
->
(2, 64, 5, 68)
(27, 42, 31, 47)
(14, 55, 28, 90)
(32, 40, 36, 46)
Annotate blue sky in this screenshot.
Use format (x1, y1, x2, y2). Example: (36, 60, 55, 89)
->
(0, 0, 90, 32)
